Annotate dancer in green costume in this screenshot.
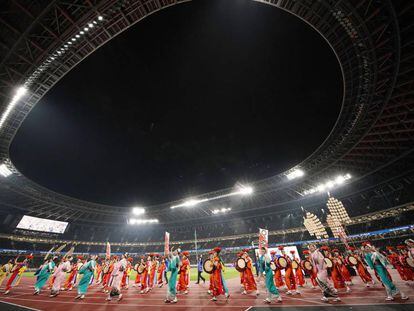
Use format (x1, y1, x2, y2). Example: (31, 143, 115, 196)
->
(258, 247, 282, 304)
(165, 247, 180, 303)
(363, 243, 408, 301)
(34, 257, 56, 295)
(75, 255, 97, 300)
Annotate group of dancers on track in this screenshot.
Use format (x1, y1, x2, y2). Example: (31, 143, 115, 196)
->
(1, 239, 413, 304)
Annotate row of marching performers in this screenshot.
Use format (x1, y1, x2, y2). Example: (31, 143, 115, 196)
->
(1, 250, 191, 302)
(234, 240, 413, 304)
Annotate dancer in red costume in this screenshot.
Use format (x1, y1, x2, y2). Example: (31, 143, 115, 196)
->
(280, 247, 299, 295)
(177, 251, 190, 294)
(157, 257, 167, 287)
(333, 249, 353, 286)
(271, 249, 285, 289)
(241, 249, 259, 296)
(329, 248, 350, 293)
(140, 255, 150, 293)
(291, 250, 305, 287)
(303, 250, 318, 289)
(210, 247, 229, 301)
(4, 255, 31, 295)
(348, 246, 373, 287)
(64, 256, 82, 291)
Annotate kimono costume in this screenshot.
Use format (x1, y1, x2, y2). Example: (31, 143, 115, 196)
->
(365, 252, 399, 297)
(259, 254, 280, 300)
(110, 258, 126, 297)
(0, 263, 13, 287)
(331, 257, 346, 289)
(149, 261, 157, 288)
(293, 257, 305, 286)
(210, 255, 226, 297)
(34, 261, 55, 293)
(121, 262, 131, 289)
(283, 255, 296, 291)
(166, 255, 179, 301)
(51, 260, 71, 295)
(158, 261, 166, 285)
(5, 262, 27, 293)
(177, 257, 190, 292)
(355, 255, 372, 284)
(64, 262, 79, 290)
(242, 257, 257, 292)
(272, 254, 284, 287)
(310, 250, 337, 298)
(78, 259, 96, 295)
(140, 261, 149, 291)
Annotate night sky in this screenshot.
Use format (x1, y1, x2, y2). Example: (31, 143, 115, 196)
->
(10, 0, 342, 207)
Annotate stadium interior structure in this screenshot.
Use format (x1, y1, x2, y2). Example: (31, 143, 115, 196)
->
(0, 0, 413, 277)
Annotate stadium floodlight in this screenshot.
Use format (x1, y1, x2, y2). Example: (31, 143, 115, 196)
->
(170, 198, 209, 209)
(303, 173, 352, 195)
(212, 207, 232, 215)
(0, 86, 28, 129)
(286, 168, 305, 180)
(98, 16, 103, 21)
(132, 207, 145, 215)
(129, 218, 158, 225)
(0, 164, 12, 177)
(233, 185, 253, 195)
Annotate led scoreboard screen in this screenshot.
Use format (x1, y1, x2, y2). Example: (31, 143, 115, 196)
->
(16, 215, 68, 234)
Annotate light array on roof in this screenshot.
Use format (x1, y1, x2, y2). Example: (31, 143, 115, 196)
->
(129, 218, 158, 225)
(285, 168, 305, 180)
(211, 207, 232, 215)
(132, 207, 145, 215)
(326, 197, 351, 224)
(0, 163, 12, 177)
(0, 86, 28, 130)
(302, 173, 351, 195)
(170, 184, 253, 209)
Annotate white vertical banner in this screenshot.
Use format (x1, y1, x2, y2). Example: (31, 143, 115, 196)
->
(164, 232, 170, 255)
(259, 228, 268, 249)
(106, 242, 111, 259)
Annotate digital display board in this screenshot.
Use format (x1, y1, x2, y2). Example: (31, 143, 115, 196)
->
(16, 215, 68, 234)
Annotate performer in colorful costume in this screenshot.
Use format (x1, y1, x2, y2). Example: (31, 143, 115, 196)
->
(348, 246, 373, 287)
(177, 251, 190, 294)
(280, 246, 299, 295)
(302, 250, 318, 289)
(50, 256, 72, 297)
(34, 257, 56, 295)
(363, 242, 408, 301)
(241, 249, 259, 296)
(258, 247, 282, 304)
(291, 250, 305, 287)
(64, 256, 82, 291)
(272, 248, 284, 288)
(308, 244, 340, 302)
(107, 253, 127, 301)
(76, 255, 97, 300)
(4, 255, 31, 295)
(0, 260, 13, 288)
(210, 247, 229, 301)
(165, 247, 180, 303)
(158, 257, 167, 287)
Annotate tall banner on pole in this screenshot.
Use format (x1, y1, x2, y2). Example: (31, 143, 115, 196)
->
(106, 242, 111, 259)
(259, 228, 268, 249)
(164, 232, 170, 255)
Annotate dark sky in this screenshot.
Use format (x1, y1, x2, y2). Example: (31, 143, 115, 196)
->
(10, 0, 342, 207)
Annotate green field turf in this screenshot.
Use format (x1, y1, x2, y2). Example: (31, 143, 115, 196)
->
(22, 267, 240, 281)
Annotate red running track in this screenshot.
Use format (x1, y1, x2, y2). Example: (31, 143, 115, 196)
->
(0, 271, 413, 311)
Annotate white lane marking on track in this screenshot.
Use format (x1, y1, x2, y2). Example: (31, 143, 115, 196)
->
(244, 306, 253, 311)
(0, 300, 42, 311)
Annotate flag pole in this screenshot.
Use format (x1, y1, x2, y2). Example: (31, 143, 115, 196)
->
(194, 229, 198, 258)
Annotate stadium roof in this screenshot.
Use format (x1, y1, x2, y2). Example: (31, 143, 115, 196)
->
(0, 0, 413, 228)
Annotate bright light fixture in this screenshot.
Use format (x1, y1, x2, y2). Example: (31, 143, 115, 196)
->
(0, 86, 28, 129)
(286, 169, 305, 180)
(129, 218, 158, 225)
(0, 164, 12, 177)
(236, 185, 254, 195)
(132, 207, 145, 215)
(303, 173, 352, 195)
(212, 207, 232, 215)
(98, 16, 103, 21)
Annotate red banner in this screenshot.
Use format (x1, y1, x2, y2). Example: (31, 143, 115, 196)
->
(164, 232, 170, 255)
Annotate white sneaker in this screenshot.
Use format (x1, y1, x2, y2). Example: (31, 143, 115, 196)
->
(294, 290, 301, 295)
(242, 290, 247, 295)
(80, 295, 85, 300)
(106, 297, 112, 301)
(386, 296, 394, 301)
(263, 298, 271, 304)
(276, 296, 282, 302)
(286, 290, 292, 295)
(256, 290, 260, 296)
(118, 294, 123, 301)
(334, 297, 341, 302)
(172, 297, 177, 303)
(211, 297, 217, 301)
(184, 290, 188, 294)
(321, 296, 329, 302)
(401, 293, 408, 300)
(207, 290, 211, 295)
